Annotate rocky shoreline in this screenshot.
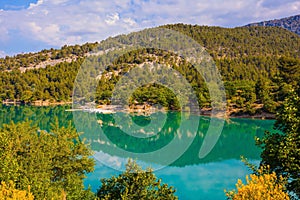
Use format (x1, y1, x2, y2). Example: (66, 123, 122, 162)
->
(2, 101, 276, 119)
(2, 99, 72, 106)
(93, 104, 276, 119)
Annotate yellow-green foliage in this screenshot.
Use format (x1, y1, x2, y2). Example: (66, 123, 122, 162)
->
(0, 121, 95, 200)
(0, 181, 34, 200)
(225, 168, 290, 200)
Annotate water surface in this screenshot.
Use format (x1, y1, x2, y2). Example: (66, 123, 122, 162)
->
(0, 105, 275, 199)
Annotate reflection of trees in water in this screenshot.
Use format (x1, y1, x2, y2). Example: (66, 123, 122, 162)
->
(94, 112, 181, 153)
(0, 105, 73, 130)
(173, 118, 269, 166)
(0, 105, 274, 167)
(84, 112, 272, 166)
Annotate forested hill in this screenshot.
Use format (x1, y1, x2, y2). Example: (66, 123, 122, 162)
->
(244, 14, 300, 36)
(163, 24, 299, 59)
(0, 43, 98, 71)
(1, 25, 299, 72)
(0, 25, 299, 115)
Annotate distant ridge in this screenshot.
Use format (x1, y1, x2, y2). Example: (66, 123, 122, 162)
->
(245, 14, 300, 36)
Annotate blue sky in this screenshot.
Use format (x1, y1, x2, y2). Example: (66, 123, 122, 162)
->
(0, 0, 37, 10)
(0, 0, 299, 57)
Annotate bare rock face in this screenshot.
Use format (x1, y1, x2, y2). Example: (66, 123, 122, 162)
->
(245, 14, 300, 36)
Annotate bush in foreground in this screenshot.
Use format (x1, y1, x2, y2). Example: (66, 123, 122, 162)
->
(97, 159, 178, 200)
(225, 166, 289, 200)
(0, 181, 34, 200)
(0, 121, 95, 199)
(258, 90, 300, 198)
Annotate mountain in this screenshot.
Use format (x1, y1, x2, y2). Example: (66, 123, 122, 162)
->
(0, 24, 299, 116)
(245, 14, 300, 36)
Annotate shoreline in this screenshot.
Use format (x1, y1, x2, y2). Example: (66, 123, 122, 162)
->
(2, 100, 72, 106)
(2, 101, 275, 119)
(71, 104, 276, 120)
(226, 112, 275, 120)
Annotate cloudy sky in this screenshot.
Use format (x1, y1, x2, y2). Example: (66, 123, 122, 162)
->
(0, 0, 299, 57)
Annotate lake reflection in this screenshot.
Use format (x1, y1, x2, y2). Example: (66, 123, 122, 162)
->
(74, 111, 267, 167)
(0, 105, 275, 199)
(81, 111, 270, 199)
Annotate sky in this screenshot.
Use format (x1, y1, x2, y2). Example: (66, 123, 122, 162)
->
(0, 0, 299, 57)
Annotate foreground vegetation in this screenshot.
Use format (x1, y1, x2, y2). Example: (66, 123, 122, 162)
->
(0, 181, 34, 200)
(0, 121, 177, 199)
(97, 160, 177, 200)
(226, 87, 300, 199)
(258, 88, 300, 199)
(225, 166, 290, 200)
(0, 121, 95, 199)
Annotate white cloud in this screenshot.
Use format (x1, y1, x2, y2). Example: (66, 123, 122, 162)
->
(0, 25, 9, 42)
(28, 22, 42, 33)
(26, 22, 62, 45)
(105, 13, 120, 25)
(28, 0, 44, 9)
(50, 0, 70, 5)
(291, 2, 300, 11)
(0, 50, 6, 58)
(123, 17, 137, 26)
(0, 0, 299, 54)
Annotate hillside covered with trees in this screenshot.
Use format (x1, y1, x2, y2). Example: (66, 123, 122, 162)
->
(0, 24, 299, 116)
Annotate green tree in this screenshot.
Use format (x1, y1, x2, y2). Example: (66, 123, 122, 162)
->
(97, 159, 178, 200)
(0, 121, 96, 200)
(257, 90, 300, 198)
(278, 57, 300, 85)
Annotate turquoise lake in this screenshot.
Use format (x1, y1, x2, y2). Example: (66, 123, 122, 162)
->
(0, 105, 276, 199)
